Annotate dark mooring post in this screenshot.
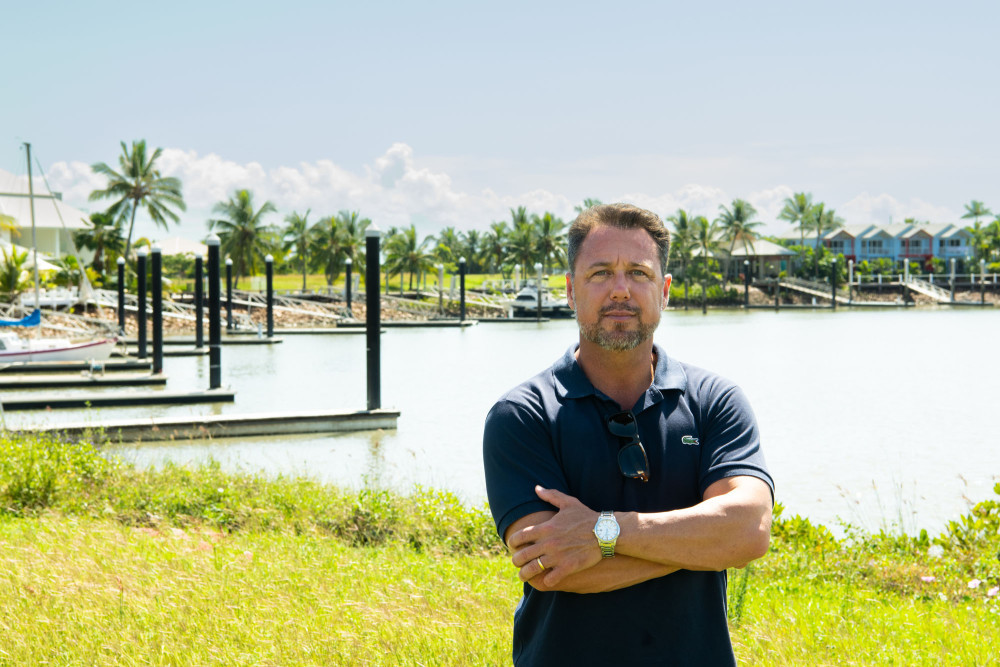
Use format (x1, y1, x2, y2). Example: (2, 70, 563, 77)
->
(535, 262, 543, 322)
(225, 257, 234, 331)
(207, 235, 222, 390)
(743, 260, 750, 309)
(151, 247, 164, 375)
(459, 257, 467, 322)
(136, 250, 148, 360)
(950, 258, 956, 303)
(981, 259, 987, 305)
(848, 259, 854, 304)
(365, 228, 382, 410)
(194, 256, 205, 349)
(345, 257, 353, 314)
(265, 254, 274, 338)
(116, 256, 126, 335)
(831, 258, 838, 310)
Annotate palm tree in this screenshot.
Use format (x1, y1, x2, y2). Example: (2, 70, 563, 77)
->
(574, 198, 603, 214)
(0, 246, 30, 302)
(805, 203, 844, 279)
(961, 200, 992, 227)
(962, 202, 993, 263)
(72, 211, 125, 281)
(693, 216, 722, 314)
(312, 215, 345, 287)
(532, 212, 567, 273)
(333, 210, 370, 279)
(207, 189, 277, 288)
(383, 225, 435, 292)
(461, 229, 484, 273)
(510, 206, 530, 227)
(506, 221, 537, 279)
(282, 210, 311, 291)
(667, 209, 696, 310)
(987, 217, 1000, 262)
(434, 226, 460, 265)
(483, 221, 509, 274)
(89, 139, 186, 260)
(778, 192, 814, 246)
(715, 199, 762, 288)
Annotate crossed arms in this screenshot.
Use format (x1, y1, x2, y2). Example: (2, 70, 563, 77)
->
(504, 476, 773, 594)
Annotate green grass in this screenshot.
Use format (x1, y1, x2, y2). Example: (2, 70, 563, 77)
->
(1, 433, 998, 665)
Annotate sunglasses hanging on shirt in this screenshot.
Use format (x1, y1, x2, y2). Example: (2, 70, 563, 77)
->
(605, 410, 650, 482)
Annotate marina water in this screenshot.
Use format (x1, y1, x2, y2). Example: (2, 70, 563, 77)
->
(8, 307, 998, 536)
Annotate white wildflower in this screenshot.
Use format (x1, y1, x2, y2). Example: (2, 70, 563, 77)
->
(927, 545, 944, 559)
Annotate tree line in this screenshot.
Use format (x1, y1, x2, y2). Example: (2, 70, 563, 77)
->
(24, 139, 1000, 302)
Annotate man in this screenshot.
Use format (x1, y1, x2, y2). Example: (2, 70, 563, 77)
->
(482, 203, 774, 666)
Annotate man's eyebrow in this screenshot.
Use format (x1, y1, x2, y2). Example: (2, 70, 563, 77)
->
(584, 260, 655, 271)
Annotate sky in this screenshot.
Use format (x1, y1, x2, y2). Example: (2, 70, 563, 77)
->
(3, 0, 999, 244)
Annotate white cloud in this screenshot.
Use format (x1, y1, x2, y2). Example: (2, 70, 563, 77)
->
(839, 192, 959, 226)
(39, 144, 965, 244)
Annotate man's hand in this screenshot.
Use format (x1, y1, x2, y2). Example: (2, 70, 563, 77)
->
(507, 486, 604, 588)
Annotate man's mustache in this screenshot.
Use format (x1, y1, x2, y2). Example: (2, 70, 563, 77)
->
(599, 304, 641, 316)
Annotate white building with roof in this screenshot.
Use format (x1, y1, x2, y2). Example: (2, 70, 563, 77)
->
(0, 167, 90, 258)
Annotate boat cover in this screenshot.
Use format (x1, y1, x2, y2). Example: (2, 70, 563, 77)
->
(0, 309, 41, 327)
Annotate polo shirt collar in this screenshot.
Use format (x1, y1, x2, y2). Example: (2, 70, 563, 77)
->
(552, 342, 688, 404)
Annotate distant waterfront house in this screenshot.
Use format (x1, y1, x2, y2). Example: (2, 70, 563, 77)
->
(779, 221, 977, 268)
(925, 224, 973, 261)
(855, 226, 894, 261)
(0, 167, 90, 258)
(727, 239, 799, 278)
(822, 225, 875, 262)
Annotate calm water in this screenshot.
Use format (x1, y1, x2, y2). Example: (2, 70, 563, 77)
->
(7, 307, 998, 535)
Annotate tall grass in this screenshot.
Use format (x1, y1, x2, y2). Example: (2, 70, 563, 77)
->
(1, 433, 998, 665)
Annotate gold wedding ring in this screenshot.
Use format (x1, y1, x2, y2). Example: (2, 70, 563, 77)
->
(536, 557, 545, 571)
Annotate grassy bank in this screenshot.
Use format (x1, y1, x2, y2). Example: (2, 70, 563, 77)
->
(1, 434, 998, 665)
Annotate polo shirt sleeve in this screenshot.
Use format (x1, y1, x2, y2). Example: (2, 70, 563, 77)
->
(483, 397, 570, 544)
(697, 381, 775, 502)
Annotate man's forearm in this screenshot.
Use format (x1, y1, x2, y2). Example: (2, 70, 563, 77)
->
(616, 479, 772, 571)
(528, 555, 678, 594)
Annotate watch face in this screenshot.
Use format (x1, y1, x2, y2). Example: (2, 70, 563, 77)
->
(595, 517, 619, 541)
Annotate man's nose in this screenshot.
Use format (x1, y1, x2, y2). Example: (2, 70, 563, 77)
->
(610, 271, 630, 299)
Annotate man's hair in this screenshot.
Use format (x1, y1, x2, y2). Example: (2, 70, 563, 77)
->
(567, 203, 671, 275)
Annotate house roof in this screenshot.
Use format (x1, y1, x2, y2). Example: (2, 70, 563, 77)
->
(900, 226, 933, 239)
(823, 224, 873, 240)
(727, 239, 798, 257)
(924, 223, 971, 239)
(0, 168, 90, 232)
(858, 227, 892, 240)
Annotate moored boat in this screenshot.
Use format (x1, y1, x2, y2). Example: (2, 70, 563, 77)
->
(0, 331, 117, 363)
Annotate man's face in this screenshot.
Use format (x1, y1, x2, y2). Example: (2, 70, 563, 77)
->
(566, 224, 671, 352)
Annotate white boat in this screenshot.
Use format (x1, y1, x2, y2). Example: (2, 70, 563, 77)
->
(506, 283, 573, 317)
(0, 331, 117, 362)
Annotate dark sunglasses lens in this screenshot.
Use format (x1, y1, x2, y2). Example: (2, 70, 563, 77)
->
(618, 443, 649, 482)
(607, 413, 637, 438)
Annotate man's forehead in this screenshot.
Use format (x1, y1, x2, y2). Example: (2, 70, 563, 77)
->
(578, 226, 660, 261)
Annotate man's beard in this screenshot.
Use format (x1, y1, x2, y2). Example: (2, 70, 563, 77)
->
(578, 305, 659, 352)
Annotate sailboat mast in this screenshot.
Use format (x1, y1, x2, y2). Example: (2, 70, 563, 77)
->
(24, 142, 41, 311)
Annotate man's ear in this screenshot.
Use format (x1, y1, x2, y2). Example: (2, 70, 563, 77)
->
(566, 273, 575, 310)
(662, 274, 672, 308)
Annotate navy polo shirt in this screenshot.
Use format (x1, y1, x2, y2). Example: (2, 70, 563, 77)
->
(483, 343, 773, 666)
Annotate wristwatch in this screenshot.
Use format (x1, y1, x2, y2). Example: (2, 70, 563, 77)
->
(593, 511, 620, 558)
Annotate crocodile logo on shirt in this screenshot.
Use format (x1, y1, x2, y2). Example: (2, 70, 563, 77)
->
(681, 435, 700, 446)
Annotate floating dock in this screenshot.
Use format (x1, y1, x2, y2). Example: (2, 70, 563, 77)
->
(0, 359, 152, 374)
(0, 388, 235, 411)
(0, 373, 167, 389)
(16, 408, 400, 443)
